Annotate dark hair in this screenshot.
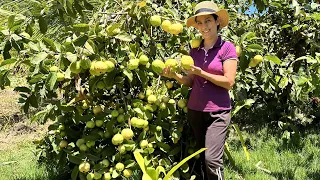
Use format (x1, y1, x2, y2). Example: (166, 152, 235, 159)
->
(195, 14, 220, 30)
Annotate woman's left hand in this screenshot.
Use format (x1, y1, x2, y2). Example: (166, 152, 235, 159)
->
(188, 65, 203, 76)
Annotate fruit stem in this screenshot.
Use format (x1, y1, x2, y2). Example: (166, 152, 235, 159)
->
(157, 76, 161, 89)
(119, 88, 131, 128)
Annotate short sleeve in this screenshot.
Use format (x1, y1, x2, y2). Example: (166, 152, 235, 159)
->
(189, 48, 194, 58)
(222, 42, 238, 63)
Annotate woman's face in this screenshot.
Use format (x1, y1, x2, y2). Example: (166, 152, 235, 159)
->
(195, 14, 219, 40)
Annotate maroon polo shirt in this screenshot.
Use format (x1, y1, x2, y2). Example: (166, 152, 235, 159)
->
(187, 36, 238, 112)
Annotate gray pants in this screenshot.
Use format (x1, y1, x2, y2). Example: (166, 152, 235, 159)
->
(187, 109, 231, 180)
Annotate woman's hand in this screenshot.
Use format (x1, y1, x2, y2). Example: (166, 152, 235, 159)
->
(188, 65, 203, 76)
(161, 66, 176, 79)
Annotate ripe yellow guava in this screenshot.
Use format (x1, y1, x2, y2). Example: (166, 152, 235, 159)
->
(140, 140, 148, 149)
(49, 66, 59, 72)
(128, 59, 139, 70)
(56, 72, 65, 82)
(190, 39, 202, 48)
(161, 20, 171, 32)
(165, 58, 178, 70)
(115, 162, 125, 171)
(169, 23, 183, 35)
(236, 46, 242, 57)
(178, 99, 187, 108)
(93, 105, 103, 115)
(59, 140, 68, 148)
(103, 173, 111, 180)
(123, 169, 133, 178)
(165, 81, 173, 89)
(181, 55, 194, 70)
(139, 55, 149, 65)
(112, 134, 124, 145)
(121, 128, 134, 140)
(151, 59, 165, 74)
(249, 55, 263, 67)
(149, 15, 162, 26)
(79, 161, 90, 173)
(147, 95, 157, 104)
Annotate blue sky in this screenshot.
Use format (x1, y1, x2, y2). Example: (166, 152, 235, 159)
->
(245, 5, 257, 15)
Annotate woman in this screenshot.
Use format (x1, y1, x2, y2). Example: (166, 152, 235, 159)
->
(161, 1, 238, 180)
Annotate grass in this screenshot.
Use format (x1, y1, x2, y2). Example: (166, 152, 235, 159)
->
(224, 127, 320, 180)
(0, 139, 65, 180)
(0, 126, 319, 180)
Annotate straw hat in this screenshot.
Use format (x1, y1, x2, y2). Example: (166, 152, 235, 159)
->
(186, 1, 229, 29)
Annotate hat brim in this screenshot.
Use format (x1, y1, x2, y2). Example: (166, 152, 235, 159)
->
(186, 9, 229, 29)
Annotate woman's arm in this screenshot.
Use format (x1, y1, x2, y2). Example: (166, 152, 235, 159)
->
(173, 73, 194, 87)
(188, 60, 237, 90)
(161, 67, 194, 87)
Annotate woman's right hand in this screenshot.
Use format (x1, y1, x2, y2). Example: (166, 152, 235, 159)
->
(161, 66, 176, 79)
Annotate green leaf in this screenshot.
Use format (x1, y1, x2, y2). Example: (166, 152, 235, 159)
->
(146, 167, 157, 180)
(73, 35, 88, 46)
(265, 55, 281, 65)
(11, 34, 22, 41)
(279, 77, 289, 89)
(311, 13, 320, 21)
(163, 148, 207, 180)
(29, 94, 38, 108)
(115, 33, 135, 42)
(281, 24, 291, 29)
(246, 44, 263, 52)
(156, 166, 166, 177)
(224, 142, 235, 166)
(124, 160, 136, 168)
(68, 155, 83, 165)
(295, 56, 314, 63)
(14, 86, 31, 93)
(65, 52, 77, 62)
(133, 151, 147, 174)
(0, 70, 10, 89)
(31, 110, 47, 123)
(232, 124, 250, 161)
(45, 72, 57, 91)
(29, 74, 44, 84)
(32, 52, 48, 64)
(26, 24, 33, 37)
(8, 15, 15, 29)
(166, 0, 173, 8)
(240, 32, 256, 43)
(71, 165, 79, 180)
(0, 59, 16, 67)
(156, 142, 170, 153)
(23, 99, 30, 113)
(43, 38, 56, 51)
(38, 15, 47, 34)
(28, 42, 40, 51)
(123, 69, 133, 82)
(112, 170, 120, 178)
(73, 24, 89, 32)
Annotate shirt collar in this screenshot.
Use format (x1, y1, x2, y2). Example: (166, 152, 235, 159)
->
(197, 36, 224, 51)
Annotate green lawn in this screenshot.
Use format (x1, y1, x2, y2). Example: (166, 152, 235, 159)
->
(1, 126, 319, 180)
(225, 128, 320, 180)
(0, 139, 69, 180)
